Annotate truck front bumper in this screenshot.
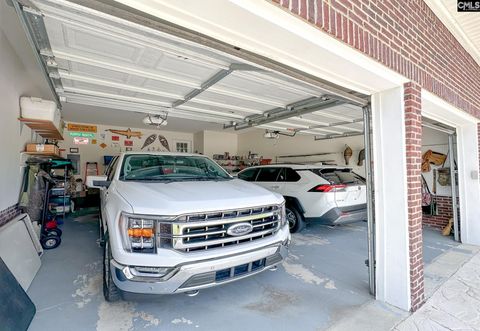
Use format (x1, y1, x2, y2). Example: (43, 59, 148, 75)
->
(111, 237, 290, 295)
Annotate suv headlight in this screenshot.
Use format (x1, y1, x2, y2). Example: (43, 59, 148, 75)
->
(119, 213, 174, 253)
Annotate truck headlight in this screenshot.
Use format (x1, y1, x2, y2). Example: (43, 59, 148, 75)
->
(274, 202, 287, 227)
(119, 213, 174, 253)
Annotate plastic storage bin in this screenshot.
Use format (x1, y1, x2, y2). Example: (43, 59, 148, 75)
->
(20, 97, 61, 128)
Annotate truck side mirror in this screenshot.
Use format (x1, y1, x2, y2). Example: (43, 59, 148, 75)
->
(86, 175, 110, 189)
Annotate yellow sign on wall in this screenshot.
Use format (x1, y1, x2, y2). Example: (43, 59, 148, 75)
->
(67, 123, 97, 133)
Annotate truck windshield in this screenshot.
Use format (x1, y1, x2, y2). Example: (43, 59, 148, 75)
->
(119, 154, 232, 181)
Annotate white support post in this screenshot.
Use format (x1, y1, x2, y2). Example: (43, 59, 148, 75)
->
(371, 87, 411, 311)
(456, 123, 480, 245)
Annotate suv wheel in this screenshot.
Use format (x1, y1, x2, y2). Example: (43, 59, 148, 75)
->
(103, 236, 122, 302)
(286, 205, 305, 233)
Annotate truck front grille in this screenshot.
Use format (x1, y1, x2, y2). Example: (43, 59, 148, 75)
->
(171, 205, 282, 252)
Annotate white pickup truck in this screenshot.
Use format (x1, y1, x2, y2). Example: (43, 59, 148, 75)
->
(87, 152, 290, 301)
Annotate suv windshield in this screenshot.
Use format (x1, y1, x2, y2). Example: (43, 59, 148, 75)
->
(311, 168, 365, 185)
(119, 154, 232, 182)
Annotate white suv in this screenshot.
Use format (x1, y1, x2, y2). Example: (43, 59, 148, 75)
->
(87, 152, 290, 301)
(237, 164, 367, 232)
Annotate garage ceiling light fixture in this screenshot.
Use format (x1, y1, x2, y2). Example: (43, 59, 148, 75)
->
(263, 129, 296, 139)
(142, 113, 168, 128)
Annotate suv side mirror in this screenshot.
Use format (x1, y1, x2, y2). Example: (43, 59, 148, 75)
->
(86, 175, 110, 189)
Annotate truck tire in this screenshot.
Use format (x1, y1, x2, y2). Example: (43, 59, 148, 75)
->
(103, 236, 122, 302)
(41, 234, 61, 249)
(286, 205, 305, 233)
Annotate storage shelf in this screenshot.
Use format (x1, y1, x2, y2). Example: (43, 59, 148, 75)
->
(22, 151, 63, 159)
(18, 118, 63, 140)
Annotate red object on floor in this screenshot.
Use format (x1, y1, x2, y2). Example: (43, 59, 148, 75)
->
(45, 219, 58, 230)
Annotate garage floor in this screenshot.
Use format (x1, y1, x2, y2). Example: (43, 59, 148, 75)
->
(27, 215, 456, 331)
(422, 225, 460, 264)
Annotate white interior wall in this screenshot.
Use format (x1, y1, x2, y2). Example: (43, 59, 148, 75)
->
(193, 131, 205, 154)
(0, 29, 44, 211)
(202, 131, 238, 158)
(421, 126, 452, 197)
(59, 123, 193, 179)
(237, 130, 366, 176)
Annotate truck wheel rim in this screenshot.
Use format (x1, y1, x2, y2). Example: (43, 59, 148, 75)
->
(46, 239, 56, 247)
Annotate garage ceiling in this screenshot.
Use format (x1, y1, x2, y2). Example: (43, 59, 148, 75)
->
(21, 0, 367, 138)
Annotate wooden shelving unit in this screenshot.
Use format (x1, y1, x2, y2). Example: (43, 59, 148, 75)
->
(23, 151, 62, 158)
(18, 118, 63, 140)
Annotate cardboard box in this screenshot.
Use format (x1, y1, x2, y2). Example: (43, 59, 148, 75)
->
(25, 144, 59, 155)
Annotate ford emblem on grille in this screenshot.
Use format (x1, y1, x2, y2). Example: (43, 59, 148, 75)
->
(227, 223, 253, 236)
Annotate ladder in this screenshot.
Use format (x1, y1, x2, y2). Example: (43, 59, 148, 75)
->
(84, 162, 99, 181)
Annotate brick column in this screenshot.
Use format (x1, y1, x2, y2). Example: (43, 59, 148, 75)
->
(404, 82, 424, 311)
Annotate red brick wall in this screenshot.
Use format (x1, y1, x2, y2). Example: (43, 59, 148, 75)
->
(271, 0, 480, 119)
(423, 195, 453, 229)
(0, 204, 20, 227)
(404, 82, 424, 311)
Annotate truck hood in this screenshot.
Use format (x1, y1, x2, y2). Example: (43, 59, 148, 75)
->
(116, 179, 284, 215)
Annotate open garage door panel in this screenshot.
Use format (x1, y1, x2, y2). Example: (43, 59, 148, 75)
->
(18, 0, 367, 138)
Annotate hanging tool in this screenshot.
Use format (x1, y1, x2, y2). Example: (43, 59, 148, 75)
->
(357, 149, 365, 166)
(344, 145, 352, 165)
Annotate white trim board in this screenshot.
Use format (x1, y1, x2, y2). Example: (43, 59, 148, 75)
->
(371, 86, 411, 311)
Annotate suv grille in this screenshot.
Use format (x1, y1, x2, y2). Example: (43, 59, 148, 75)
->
(170, 205, 281, 252)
